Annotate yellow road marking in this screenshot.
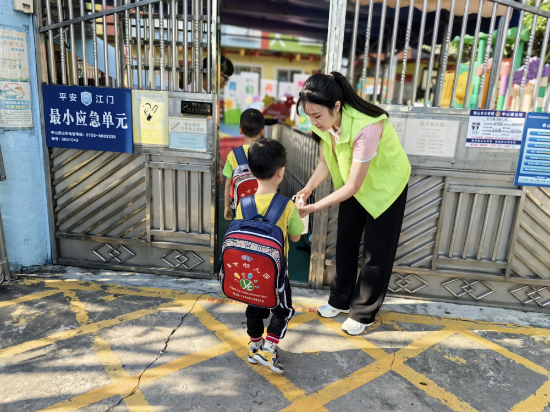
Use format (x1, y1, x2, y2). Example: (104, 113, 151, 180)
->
(4, 279, 550, 412)
(508, 378, 550, 412)
(0, 301, 181, 360)
(38, 342, 232, 412)
(37, 279, 188, 300)
(382, 311, 550, 339)
(0, 289, 61, 308)
(458, 328, 549, 377)
(318, 318, 478, 412)
(60, 287, 152, 412)
(193, 300, 324, 407)
(281, 327, 456, 412)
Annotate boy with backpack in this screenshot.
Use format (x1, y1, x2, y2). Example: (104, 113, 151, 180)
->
(219, 139, 304, 374)
(222, 108, 264, 221)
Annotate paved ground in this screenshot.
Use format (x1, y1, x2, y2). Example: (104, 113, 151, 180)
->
(1, 267, 550, 412)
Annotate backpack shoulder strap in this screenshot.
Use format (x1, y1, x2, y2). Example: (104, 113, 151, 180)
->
(233, 146, 248, 166)
(264, 194, 290, 224)
(240, 195, 258, 219)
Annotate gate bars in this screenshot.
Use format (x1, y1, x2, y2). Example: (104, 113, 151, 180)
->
(350, 0, 550, 111)
(36, 0, 217, 94)
(32, 0, 219, 276)
(301, 0, 550, 311)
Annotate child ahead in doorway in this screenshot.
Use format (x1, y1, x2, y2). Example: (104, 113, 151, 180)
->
(223, 108, 265, 220)
(236, 139, 304, 374)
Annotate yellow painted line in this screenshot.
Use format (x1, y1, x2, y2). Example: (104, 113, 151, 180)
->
(319, 318, 478, 412)
(192, 300, 324, 407)
(60, 288, 152, 411)
(39, 279, 188, 300)
(392, 364, 479, 412)
(0, 289, 62, 308)
(458, 328, 549, 377)
(38, 342, 232, 412)
(0, 301, 181, 360)
(281, 327, 456, 412)
(508, 378, 550, 412)
(381, 311, 550, 339)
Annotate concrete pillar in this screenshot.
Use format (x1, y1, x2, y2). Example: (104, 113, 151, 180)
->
(0, 5, 51, 269)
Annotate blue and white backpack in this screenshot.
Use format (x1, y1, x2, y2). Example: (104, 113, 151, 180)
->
(219, 194, 289, 309)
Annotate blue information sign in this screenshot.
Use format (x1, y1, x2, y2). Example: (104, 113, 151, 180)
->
(514, 112, 550, 188)
(169, 132, 207, 151)
(42, 85, 133, 153)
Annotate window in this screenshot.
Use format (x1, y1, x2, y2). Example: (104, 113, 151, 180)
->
(276, 69, 303, 83)
(234, 65, 262, 79)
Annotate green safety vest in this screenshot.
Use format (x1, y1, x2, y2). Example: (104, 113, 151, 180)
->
(311, 105, 411, 219)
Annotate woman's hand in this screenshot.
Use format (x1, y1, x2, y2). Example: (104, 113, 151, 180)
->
(296, 186, 313, 202)
(298, 203, 316, 218)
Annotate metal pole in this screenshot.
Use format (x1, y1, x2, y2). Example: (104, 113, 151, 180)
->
(45, 0, 56, 83)
(487, 8, 512, 109)
(114, 0, 122, 88)
(476, 1, 498, 109)
(136, 6, 143, 89)
(399, 0, 416, 105)
(373, 0, 387, 103)
(148, 3, 154, 89)
(325, 0, 348, 72)
(532, 18, 550, 111)
(184, 0, 189, 90)
(435, 2, 457, 107)
(360, 0, 374, 99)
(412, 0, 428, 104)
(348, 0, 361, 82)
(387, 0, 401, 104)
(125, 0, 132, 88)
(57, 0, 67, 85)
(79, 0, 88, 86)
(504, 0, 529, 110)
(450, 0, 471, 108)
(424, 0, 442, 106)
(194, 0, 201, 92)
(91, 0, 99, 86)
(518, 1, 540, 110)
(171, 0, 177, 91)
(463, 0, 485, 108)
(102, 0, 110, 86)
(160, 1, 166, 91)
(68, 0, 78, 85)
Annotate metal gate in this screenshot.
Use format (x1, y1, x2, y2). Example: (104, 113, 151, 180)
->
(33, 0, 220, 277)
(283, 0, 550, 312)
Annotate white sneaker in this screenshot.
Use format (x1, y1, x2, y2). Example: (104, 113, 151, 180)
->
(317, 303, 350, 318)
(341, 318, 373, 335)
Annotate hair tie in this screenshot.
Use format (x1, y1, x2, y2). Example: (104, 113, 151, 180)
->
(328, 73, 334, 79)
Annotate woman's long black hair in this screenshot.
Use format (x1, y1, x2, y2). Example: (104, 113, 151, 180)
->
(297, 72, 388, 139)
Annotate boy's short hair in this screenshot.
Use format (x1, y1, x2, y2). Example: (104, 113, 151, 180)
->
(240, 108, 265, 137)
(248, 139, 286, 180)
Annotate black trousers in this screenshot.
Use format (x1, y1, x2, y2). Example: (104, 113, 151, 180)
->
(329, 186, 408, 324)
(246, 280, 295, 340)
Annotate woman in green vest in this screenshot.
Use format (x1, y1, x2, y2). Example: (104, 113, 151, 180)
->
(296, 72, 411, 336)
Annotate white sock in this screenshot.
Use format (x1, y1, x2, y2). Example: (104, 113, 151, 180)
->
(263, 340, 277, 354)
(250, 339, 263, 350)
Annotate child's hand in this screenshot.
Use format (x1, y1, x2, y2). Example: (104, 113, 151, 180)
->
(298, 204, 315, 219)
(224, 206, 233, 221)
